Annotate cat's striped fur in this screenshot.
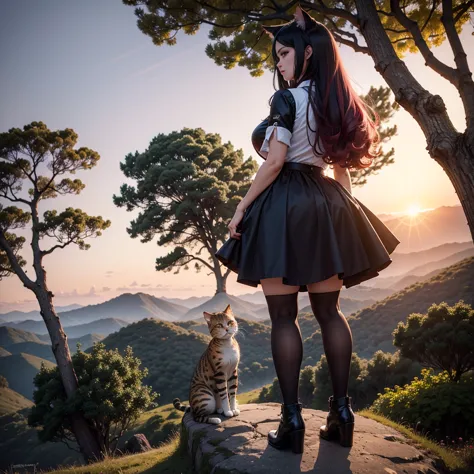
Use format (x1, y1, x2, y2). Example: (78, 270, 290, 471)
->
(173, 304, 240, 424)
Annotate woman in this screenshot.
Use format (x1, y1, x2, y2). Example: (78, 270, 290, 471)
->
(215, 6, 400, 454)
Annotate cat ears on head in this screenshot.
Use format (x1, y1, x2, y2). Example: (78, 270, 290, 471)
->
(203, 305, 233, 323)
(262, 5, 318, 39)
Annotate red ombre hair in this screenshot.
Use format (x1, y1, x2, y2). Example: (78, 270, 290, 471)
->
(270, 16, 381, 170)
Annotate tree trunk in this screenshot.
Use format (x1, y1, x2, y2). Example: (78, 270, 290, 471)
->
(215, 271, 227, 294)
(36, 288, 105, 464)
(355, 0, 474, 243)
(440, 143, 474, 242)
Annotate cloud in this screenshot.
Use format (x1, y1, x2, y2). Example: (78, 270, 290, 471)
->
(117, 285, 172, 292)
(130, 281, 138, 287)
(54, 288, 98, 298)
(102, 287, 112, 292)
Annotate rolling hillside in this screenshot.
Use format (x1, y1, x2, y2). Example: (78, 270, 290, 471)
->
(0, 387, 34, 415)
(305, 256, 474, 362)
(0, 353, 56, 399)
(0, 326, 45, 346)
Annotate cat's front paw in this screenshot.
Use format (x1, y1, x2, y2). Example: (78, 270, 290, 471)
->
(232, 407, 240, 416)
(223, 409, 234, 417)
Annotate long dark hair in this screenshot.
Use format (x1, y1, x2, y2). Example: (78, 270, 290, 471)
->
(268, 15, 381, 170)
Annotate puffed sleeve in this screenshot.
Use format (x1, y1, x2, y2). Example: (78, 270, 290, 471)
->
(251, 116, 270, 160)
(259, 89, 296, 158)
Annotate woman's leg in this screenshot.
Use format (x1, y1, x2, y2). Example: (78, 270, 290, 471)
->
(307, 275, 352, 399)
(261, 278, 302, 405)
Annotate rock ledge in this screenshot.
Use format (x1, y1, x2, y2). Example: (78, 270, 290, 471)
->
(179, 402, 443, 474)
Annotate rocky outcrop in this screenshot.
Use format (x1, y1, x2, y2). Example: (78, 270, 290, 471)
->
(179, 402, 444, 474)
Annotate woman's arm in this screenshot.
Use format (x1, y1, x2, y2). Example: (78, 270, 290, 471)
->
(237, 134, 287, 212)
(332, 164, 352, 195)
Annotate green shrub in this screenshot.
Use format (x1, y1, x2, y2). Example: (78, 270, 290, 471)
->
(371, 368, 474, 440)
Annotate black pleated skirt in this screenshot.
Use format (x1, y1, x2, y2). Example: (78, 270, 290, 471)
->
(215, 161, 401, 291)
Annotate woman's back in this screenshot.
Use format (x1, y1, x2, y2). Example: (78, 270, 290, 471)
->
(252, 79, 329, 169)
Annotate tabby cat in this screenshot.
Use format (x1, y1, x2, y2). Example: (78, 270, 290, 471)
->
(173, 304, 241, 424)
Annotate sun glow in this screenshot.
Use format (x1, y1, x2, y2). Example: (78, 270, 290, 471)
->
(407, 204, 423, 217)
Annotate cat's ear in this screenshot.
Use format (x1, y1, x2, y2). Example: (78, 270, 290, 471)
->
(203, 311, 213, 323)
(294, 5, 317, 32)
(262, 24, 284, 40)
(224, 304, 233, 315)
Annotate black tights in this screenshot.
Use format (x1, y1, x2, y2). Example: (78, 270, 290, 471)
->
(265, 293, 302, 405)
(309, 290, 352, 399)
(265, 289, 352, 405)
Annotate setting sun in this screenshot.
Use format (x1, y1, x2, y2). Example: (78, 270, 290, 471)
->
(407, 205, 422, 217)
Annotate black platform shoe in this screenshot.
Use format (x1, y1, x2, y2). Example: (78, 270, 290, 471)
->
(268, 401, 305, 454)
(319, 395, 355, 447)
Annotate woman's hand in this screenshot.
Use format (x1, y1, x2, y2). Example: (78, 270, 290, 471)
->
(228, 207, 246, 240)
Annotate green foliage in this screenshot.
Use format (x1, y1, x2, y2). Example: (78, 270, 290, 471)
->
(347, 257, 474, 359)
(257, 348, 422, 411)
(120, 1, 472, 190)
(0, 121, 111, 280)
(298, 366, 315, 406)
(371, 368, 474, 441)
(113, 127, 258, 287)
(312, 352, 366, 408)
(393, 300, 474, 381)
(122, 1, 471, 74)
(363, 350, 422, 402)
(27, 342, 157, 455)
(257, 378, 282, 403)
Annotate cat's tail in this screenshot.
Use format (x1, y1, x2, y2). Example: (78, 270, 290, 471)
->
(173, 398, 191, 413)
(173, 398, 221, 424)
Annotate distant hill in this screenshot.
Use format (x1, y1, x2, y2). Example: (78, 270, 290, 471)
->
(380, 206, 471, 254)
(181, 293, 265, 321)
(304, 256, 474, 364)
(0, 387, 34, 415)
(89, 318, 213, 405)
(161, 295, 212, 308)
(54, 293, 190, 326)
(4, 341, 53, 362)
(0, 326, 105, 363)
(0, 353, 56, 399)
(58, 318, 128, 339)
(68, 333, 105, 351)
(400, 247, 474, 279)
(363, 243, 474, 289)
(4, 317, 128, 338)
(0, 304, 84, 323)
(0, 347, 12, 357)
(0, 326, 45, 347)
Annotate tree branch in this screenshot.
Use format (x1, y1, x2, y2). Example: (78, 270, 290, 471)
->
(0, 229, 35, 289)
(441, 0, 474, 127)
(302, 0, 360, 28)
(182, 253, 214, 272)
(453, 0, 474, 23)
(41, 241, 70, 256)
(390, 0, 459, 87)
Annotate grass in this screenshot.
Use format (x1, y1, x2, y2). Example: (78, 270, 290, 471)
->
(27, 387, 471, 474)
(38, 430, 192, 474)
(36, 389, 264, 474)
(358, 408, 474, 474)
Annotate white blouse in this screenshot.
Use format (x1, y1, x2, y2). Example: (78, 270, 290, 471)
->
(259, 79, 329, 169)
